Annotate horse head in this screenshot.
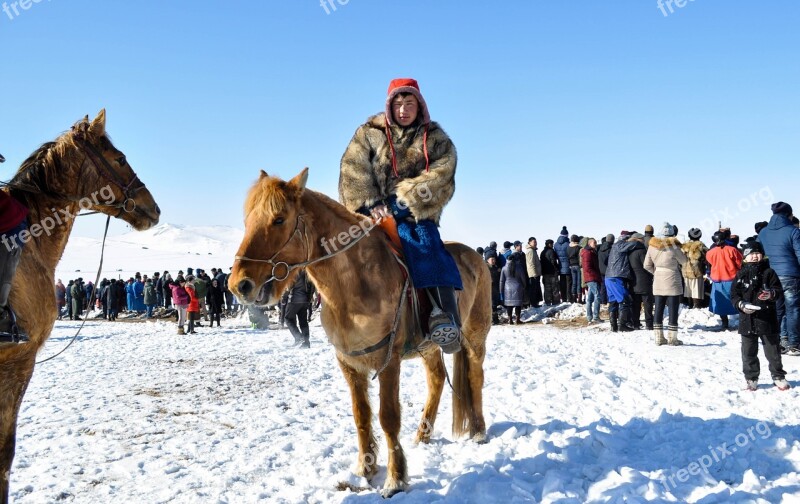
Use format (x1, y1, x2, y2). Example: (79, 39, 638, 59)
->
(65, 110, 161, 230)
(230, 168, 310, 306)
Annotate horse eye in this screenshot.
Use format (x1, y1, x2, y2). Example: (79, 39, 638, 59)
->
(117, 156, 127, 166)
(273, 218, 285, 226)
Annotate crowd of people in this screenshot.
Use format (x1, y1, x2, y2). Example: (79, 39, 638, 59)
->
(55, 267, 240, 334)
(479, 201, 800, 391)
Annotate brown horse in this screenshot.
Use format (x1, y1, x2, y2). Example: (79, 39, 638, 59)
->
(0, 110, 160, 503)
(230, 168, 491, 497)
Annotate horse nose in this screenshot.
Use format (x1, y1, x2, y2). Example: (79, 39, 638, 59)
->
(238, 278, 255, 297)
(155, 204, 161, 215)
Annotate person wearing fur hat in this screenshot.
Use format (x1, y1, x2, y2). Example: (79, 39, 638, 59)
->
(682, 228, 708, 309)
(706, 229, 743, 330)
(644, 223, 688, 345)
(525, 237, 543, 308)
(731, 241, 790, 390)
(540, 239, 561, 306)
(758, 201, 800, 355)
(339, 78, 462, 353)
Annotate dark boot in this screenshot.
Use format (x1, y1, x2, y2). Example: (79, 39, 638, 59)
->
(427, 286, 462, 354)
(610, 311, 619, 332)
(692, 298, 702, 309)
(619, 304, 635, 332)
(0, 244, 27, 345)
(721, 315, 729, 331)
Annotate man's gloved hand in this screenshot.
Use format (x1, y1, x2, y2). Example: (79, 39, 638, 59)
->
(738, 301, 757, 314)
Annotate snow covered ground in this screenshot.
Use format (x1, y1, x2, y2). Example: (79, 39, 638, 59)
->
(11, 307, 800, 503)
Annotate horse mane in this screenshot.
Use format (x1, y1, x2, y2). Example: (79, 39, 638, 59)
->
(244, 174, 367, 227)
(8, 129, 83, 210)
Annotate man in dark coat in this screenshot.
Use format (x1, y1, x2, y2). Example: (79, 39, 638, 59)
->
(106, 279, 119, 321)
(605, 232, 639, 332)
(0, 152, 30, 343)
(628, 233, 654, 330)
(758, 201, 800, 355)
(540, 239, 561, 306)
(554, 227, 571, 303)
(485, 250, 501, 324)
(598, 234, 615, 305)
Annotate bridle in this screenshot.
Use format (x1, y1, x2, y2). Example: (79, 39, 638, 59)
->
(79, 136, 142, 217)
(234, 213, 373, 283)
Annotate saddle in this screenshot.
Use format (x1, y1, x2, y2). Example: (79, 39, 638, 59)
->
(376, 217, 433, 351)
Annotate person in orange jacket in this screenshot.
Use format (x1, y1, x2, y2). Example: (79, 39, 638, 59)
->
(706, 229, 743, 330)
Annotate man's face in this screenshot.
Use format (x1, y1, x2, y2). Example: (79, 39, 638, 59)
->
(392, 94, 419, 127)
(529, 239, 537, 248)
(487, 257, 496, 266)
(588, 239, 597, 249)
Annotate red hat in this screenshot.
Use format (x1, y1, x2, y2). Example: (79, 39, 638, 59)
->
(385, 78, 430, 126)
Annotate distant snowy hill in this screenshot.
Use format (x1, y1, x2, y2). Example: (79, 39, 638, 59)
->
(56, 223, 244, 282)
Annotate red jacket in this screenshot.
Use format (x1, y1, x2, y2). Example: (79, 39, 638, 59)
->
(0, 192, 28, 234)
(706, 244, 742, 282)
(581, 247, 602, 283)
(186, 286, 200, 313)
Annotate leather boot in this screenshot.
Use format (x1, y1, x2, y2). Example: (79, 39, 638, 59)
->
(692, 298, 702, 309)
(610, 310, 619, 332)
(667, 326, 683, 346)
(619, 304, 635, 332)
(0, 243, 27, 345)
(427, 286, 462, 354)
(654, 324, 666, 346)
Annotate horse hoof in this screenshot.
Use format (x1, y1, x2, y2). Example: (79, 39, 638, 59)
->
(380, 481, 407, 499)
(472, 431, 488, 444)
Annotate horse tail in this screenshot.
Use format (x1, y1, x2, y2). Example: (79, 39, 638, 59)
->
(451, 348, 475, 438)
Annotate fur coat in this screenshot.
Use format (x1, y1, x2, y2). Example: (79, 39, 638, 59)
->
(644, 237, 688, 296)
(339, 113, 456, 224)
(681, 239, 708, 279)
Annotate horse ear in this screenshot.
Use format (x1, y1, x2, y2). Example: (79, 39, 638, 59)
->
(259, 170, 269, 179)
(89, 109, 107, 136)
(289, 167, 309, 191)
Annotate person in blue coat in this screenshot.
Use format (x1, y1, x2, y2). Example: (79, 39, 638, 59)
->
(554, 227, 571, 303)
(758, 201, 800, 355)
(125, 279, 135, 312)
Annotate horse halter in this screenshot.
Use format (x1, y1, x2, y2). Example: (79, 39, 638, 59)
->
(234, 213, 373, 283)
(79, 136, 141, 217)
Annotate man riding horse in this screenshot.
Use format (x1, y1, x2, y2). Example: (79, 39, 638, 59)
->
(0, 152, 28, 345)
(339, 78, 462, 353)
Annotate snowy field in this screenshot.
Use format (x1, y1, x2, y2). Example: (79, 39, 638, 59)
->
(11, 307, 800, 503)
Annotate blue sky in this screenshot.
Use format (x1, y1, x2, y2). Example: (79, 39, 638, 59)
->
(2, 1, 798, 248)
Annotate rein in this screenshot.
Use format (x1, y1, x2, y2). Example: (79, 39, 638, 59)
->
(36, 214, 111, 365)
(235, 214, 412, 377)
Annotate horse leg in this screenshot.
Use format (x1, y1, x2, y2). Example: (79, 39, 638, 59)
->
(377, 360, 407, 497)
(337, 357, 377, 479)
(466, 342, 487, 442)
(414, 350, 445, 445)
(0, 353, 35, 504)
